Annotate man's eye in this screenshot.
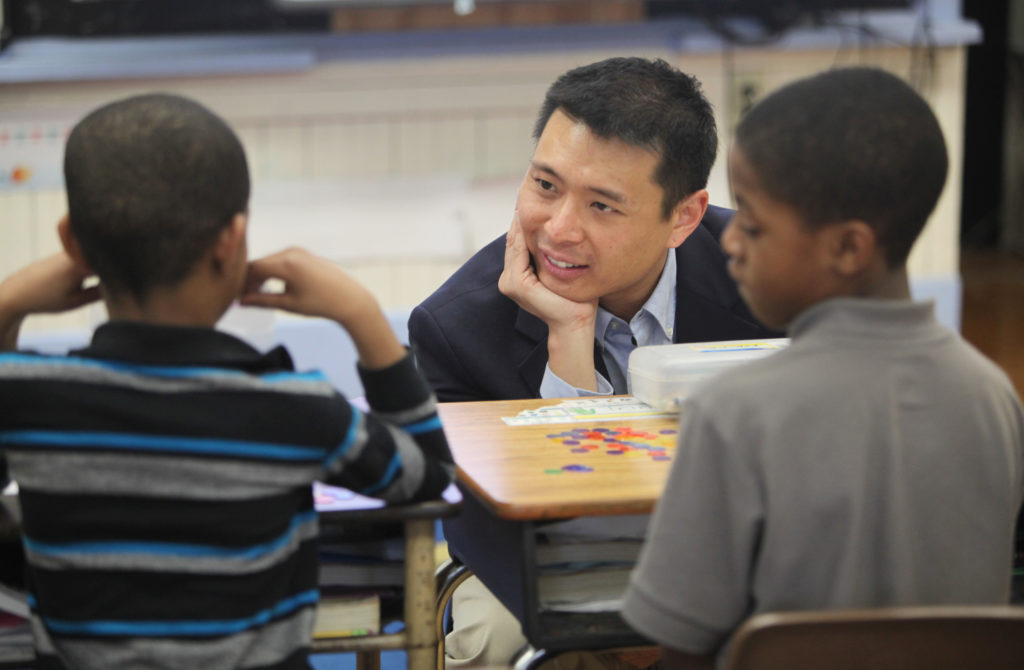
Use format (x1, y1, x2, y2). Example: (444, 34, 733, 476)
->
(536, 179, 555, 191)
(593, 202, 615, 213)
(741, 225, 761, 238)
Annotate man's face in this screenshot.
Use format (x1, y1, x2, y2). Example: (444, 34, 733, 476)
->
(722, 144, 838, 330)
(515, 109, 690, 320)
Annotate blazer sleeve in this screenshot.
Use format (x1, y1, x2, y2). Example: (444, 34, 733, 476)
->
(408, 303, 489, 403)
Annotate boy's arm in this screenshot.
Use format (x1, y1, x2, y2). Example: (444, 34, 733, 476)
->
(0, 253, 100, 351)
(240, 247, 405, 370)
(240, 248, 454, 500)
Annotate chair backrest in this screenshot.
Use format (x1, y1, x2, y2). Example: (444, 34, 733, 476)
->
(720, 605, 1024, 670)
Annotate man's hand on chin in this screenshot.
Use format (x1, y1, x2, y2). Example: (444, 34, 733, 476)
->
(498, 213, 600, 391)
(497, 213, 596, 331)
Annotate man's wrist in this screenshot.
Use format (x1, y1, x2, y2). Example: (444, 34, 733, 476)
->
(546, 322, 599, 392)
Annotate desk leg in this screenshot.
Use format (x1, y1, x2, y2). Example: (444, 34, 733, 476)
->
(404, 517, 438, 670)
(356, 652, 382, 670)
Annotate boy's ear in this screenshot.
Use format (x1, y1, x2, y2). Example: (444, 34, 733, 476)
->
(829, 220, 878, 276)
(57, 215, 93, 272)
(667, 189, 709, 248)
(211, 213, 248, 276)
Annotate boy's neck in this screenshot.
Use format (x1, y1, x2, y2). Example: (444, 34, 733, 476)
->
(104, 275, 233, 328)
(852, 265, 912, 302)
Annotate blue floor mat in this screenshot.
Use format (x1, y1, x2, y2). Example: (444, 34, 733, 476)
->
(311, 650, 407, 670)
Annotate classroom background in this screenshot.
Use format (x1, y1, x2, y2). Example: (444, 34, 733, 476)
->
(3, 0, 1015, 397)
(1, 2, 1023, 668)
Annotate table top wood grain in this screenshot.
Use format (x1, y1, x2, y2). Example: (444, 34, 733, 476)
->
(437, 398, 681, 521)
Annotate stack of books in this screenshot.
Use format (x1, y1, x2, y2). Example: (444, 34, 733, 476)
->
(534, 537, 644, 613)
(314, 517, 407, 638)
(318, 535, 405, 588)
(313, 592, 381, 640)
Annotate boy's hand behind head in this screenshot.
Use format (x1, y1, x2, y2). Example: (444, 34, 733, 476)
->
(240, 248, 405, 370)
(0, 253, 101, 349)
(0, 252, 100, 316)
(241, 247, 374, 325)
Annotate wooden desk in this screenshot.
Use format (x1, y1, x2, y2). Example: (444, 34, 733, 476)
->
(440, 399, 677, 521)
(315, 496, 461, 670)
(437, 398, 680, 664)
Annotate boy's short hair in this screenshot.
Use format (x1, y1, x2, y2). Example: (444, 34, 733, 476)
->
(735, 66, 948, 267)
(64, 93, 250, 302)
(533, 57, 718, 220)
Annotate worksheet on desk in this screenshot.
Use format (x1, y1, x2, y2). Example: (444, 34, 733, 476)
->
(502, 397, 675, 426)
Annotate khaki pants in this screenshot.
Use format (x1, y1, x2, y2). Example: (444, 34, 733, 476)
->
(444, 575, 654, 670)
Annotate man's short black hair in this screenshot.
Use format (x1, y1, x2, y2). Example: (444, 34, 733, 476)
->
(735, 67, 948, 267)
(533, 57, 718, 219)
(64, 93, 250, 302)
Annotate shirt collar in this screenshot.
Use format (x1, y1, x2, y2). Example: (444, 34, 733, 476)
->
(596, 250, 676, 344)
(75, 320, 294, 373)
(788, 297, 938, 342)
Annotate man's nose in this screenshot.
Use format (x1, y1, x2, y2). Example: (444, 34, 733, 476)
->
(545, 199, 584, 242)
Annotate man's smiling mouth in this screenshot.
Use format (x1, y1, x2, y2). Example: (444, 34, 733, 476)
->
(546, 254, 586, 269)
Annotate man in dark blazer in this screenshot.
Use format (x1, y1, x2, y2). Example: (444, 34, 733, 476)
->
(409, 203, 771, 401)
(409, 59, 775, 405)
(409, 57, 778, 670)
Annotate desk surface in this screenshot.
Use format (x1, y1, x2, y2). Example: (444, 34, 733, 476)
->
(437, 398, 680, 520)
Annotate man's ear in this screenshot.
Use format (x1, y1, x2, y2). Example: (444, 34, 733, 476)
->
(667, 189, 709, 248)
(211, 213, 248, 277)
(57, 215, 93, 272)
(828, 220, 878, 276)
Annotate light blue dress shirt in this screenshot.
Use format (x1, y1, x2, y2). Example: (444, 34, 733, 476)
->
(539, 251, 676, 398)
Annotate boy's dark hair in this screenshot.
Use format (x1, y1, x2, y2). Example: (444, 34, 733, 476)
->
(533, 57, 718, 220)
(735, 67, 948, 267)
(64, 93, 250, 302)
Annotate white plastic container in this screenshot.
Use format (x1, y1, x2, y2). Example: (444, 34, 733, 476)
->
(628, 339, 789, 411)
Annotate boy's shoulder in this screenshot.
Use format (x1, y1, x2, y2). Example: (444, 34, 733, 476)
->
(1, 324, 339, 401)
(685, 301, 1023, 438)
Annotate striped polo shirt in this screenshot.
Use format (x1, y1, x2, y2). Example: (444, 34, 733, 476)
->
(0, 321, 453, 670)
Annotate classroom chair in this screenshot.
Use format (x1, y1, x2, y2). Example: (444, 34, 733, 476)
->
(719, 604, 1024, 670)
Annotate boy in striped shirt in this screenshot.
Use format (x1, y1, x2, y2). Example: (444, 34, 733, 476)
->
(0, 93, 454, 670)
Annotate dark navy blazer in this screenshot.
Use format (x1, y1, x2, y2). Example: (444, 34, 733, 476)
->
(408, 205, 778, 402)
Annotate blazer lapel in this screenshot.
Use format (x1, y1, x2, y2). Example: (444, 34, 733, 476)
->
(514, 308, 550, 397)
